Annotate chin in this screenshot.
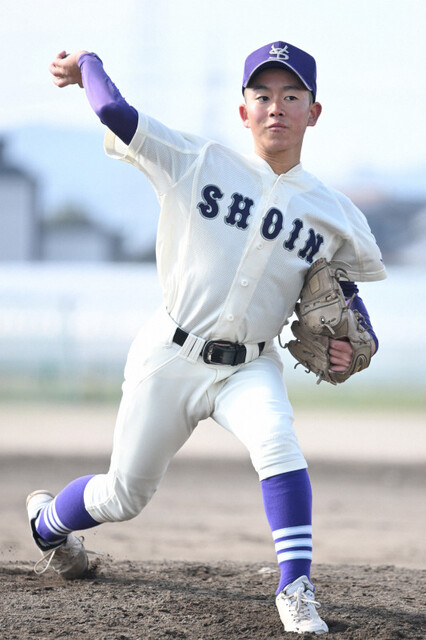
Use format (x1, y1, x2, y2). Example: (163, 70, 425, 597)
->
(264, 143, 292, 155)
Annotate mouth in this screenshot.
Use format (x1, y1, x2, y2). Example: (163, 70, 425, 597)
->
(267, 122, 287, 131)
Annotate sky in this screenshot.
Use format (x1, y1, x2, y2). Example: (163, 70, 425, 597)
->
(1, 0, 425, 191)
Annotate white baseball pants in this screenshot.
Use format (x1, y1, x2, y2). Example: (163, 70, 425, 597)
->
(84, 308, 307, 523)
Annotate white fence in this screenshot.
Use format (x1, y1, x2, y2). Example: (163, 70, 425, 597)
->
(0, 263, 424, 391)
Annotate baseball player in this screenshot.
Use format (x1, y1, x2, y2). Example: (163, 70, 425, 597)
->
(26, 41, 386, 635)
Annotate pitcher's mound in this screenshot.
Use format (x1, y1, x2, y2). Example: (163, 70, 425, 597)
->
(1, 559, 424, 639)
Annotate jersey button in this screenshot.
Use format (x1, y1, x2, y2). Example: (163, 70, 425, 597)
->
(227, 314, 234, 322)
(241, 279, 248, 287)
(256, 242, 263, 250)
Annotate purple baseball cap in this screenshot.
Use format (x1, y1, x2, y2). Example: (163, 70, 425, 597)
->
(242, 41, 317, 101)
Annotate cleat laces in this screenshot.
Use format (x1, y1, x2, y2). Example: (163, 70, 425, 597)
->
(33, 536, 100, 576)
(284, 585, 322, 625)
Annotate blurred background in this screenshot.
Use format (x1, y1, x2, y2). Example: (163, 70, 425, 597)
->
(0, 0, 425, 407)
(1, 0, 425, 573)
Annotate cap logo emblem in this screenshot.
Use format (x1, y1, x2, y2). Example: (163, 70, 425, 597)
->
(269, 44, 290, 61)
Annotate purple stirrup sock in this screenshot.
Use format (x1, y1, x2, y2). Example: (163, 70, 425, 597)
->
(36, 475, 100, 545)
(261, 469, 313, 594)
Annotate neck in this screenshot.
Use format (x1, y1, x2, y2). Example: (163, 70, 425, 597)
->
(255, 147, 302, 175)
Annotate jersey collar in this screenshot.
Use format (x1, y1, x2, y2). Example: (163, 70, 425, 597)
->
(247, 152, 304, 177)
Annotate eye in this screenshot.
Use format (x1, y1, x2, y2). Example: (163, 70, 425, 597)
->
(284, 95, 298, 101)
(256, 95, 269, 102)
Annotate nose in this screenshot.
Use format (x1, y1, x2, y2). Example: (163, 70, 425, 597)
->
(269, 100, 284, 117)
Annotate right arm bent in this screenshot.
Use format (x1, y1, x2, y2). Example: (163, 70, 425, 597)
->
(49, 50, 138, 145)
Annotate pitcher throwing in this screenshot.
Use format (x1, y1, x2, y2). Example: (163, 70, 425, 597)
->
(26, 40, 386, 634)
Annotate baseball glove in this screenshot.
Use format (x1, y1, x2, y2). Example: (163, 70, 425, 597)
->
(285, 258, 373, 385)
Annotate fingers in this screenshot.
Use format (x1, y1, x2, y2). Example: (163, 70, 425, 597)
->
(49, 51, 79, 88)
(49, 66, 68, 88)
(49, 52, 67, 85)
(329, 338, 353, 372)
(50, 50, 68, 72)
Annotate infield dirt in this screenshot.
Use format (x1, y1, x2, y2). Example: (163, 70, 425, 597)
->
(1, 559, 424, 639)
(0, 403, 425, 638)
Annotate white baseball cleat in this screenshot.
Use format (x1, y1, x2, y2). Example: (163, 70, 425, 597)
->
(26, 490, 89, 580)
(275, 575, 329, 635)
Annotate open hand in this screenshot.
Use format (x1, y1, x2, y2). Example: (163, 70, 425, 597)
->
(49, 50, 88, 88)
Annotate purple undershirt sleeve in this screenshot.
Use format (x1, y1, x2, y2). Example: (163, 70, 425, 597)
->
(339, 281, 378, 352)
(78, 52, 138, 145)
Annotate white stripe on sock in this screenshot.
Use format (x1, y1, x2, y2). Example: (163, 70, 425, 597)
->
(277, 549, 313, 563)
(275, 537, 312, 553)
(272, 525, 312, 541)
(44, 501, 71, 537)
(44, 505, 65, 537)
(50, 502, 71, 535)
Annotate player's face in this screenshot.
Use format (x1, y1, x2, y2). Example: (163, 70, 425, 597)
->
(239, 68, 321, 172)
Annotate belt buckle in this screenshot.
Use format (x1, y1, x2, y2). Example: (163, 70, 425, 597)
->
(202, 340, 239, 365)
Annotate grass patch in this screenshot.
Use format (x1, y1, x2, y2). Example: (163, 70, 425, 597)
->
(288, 383, 425, 412)
(0, 373, 122, 404)
(0, 374, 424, 413)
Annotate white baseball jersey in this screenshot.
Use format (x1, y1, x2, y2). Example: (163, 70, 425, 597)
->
(105, 113, 386, 345)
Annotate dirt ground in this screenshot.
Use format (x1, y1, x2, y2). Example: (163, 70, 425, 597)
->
(0, 403, 425, 638)
(1, 559, 425, 640)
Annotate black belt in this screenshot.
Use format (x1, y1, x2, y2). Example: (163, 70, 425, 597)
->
(173, 328, 265, 366)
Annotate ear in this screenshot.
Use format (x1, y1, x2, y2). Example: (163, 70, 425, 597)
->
(307, 102, 322, 127)
(239, 103, 251, 129)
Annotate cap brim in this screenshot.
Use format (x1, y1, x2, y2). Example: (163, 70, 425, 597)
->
(243, 60, 313, 94)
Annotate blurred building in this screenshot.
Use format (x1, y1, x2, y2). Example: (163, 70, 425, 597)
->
(353, 194, 426, 266)
(41, 209, 123, 262)
(0, 138, 39, 261)
(1, 133, 425, 265)
(0, 137, 125, 263)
